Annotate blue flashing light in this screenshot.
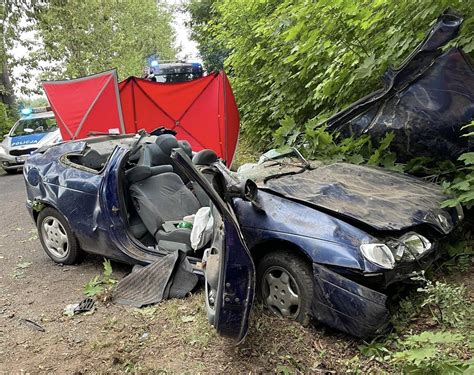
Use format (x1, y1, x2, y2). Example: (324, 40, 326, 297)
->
(21, 108, 33, 116)
(150, 60, 159, 67)
(191, 62, 203, 71)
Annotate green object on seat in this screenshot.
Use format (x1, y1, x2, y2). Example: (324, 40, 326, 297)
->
(177, 221, 193, 230)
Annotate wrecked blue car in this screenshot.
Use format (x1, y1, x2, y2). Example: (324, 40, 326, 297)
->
(23, 133, 463, 341)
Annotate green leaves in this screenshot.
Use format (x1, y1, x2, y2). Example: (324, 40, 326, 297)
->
(32, 0, 175, 82)
(391, 330, 471, 373)
(459, 152, 474, 165)
(84, 275, 105, 298)
(442, 123, 474, 208)
(83, 258, 117, 297)
(190, 0, 474, 209)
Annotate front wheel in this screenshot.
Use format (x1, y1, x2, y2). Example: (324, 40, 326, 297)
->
(257, 250, 314, 325)
(37, 207, 83, 264)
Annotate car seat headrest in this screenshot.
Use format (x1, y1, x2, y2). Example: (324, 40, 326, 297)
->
(155, 134, 179, 156)
(192, 149, 218, 166)
(178, 140, 193, 158)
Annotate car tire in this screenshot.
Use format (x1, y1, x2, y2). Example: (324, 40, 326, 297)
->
(257, 250, 314, 325)
(37, 207, 83, 265)
(4, 169, 18, 175)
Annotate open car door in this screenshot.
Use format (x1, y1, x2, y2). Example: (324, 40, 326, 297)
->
(171, 148, 255, 343)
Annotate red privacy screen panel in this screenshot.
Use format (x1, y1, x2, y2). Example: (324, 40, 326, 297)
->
(119, 72, 240, 165)
(43, 70, 125, 140)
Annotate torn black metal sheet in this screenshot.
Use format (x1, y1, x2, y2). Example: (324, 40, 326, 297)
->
(262, 163, 455, 233)
(327, 10, 474, 162)
(113, 250, 198, 307)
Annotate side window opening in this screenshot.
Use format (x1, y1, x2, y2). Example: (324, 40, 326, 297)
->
(66, 148, 109, 172)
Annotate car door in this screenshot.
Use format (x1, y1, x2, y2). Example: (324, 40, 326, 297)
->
(171, 148, 255, 343)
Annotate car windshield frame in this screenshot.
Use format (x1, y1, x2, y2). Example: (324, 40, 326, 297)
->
(11, 117, 58, 137)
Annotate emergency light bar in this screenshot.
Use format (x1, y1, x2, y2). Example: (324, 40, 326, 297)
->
(20, 106, 52, 116)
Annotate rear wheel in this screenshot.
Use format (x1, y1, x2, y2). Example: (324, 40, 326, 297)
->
(37, 208, 83, 264)
(257, 250, 314, 325)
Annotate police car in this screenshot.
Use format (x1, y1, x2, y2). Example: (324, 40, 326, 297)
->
(144, 57, 204, 83)
(0, 107, 61, 174)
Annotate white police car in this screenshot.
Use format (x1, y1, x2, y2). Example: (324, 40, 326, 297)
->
(0, 107, 61, 174)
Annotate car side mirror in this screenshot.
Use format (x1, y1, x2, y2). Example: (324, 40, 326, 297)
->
(226, 178, 263, 211)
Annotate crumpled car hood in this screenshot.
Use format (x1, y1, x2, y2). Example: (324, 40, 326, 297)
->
(261, 163, 457, 233)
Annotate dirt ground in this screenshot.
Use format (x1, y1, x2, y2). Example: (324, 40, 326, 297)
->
(0, 170, 472, 374)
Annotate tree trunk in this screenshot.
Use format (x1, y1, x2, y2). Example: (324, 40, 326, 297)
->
(0, 60, 15, 107)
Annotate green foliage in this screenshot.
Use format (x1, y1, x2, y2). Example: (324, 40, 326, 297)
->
(440, 237, 474, 272)
(391, 272, 470, 330)
(31, 200, 45, 213)
(442, 121, 474, 209)
(416, 277, 469, 328)
(0, 102, 16, 139)
(192, 0, 473, 150)
(186, 0, 228, 72)
(83, 275, 104, 297)
(391, 294, 424, 331)
(31, 0, 175, 83)
(391, 331, 471, 374)
(83, 258, 117, 297)
(191, 0, 474, 209)
(274, 116, 402, 168)
(368, 272, 474, 372)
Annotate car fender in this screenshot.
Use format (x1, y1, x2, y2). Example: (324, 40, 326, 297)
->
(310, 264, 390, 338)
(233, 191, 378, 271)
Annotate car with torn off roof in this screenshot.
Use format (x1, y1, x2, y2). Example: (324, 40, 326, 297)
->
(23, 133, 463, 341)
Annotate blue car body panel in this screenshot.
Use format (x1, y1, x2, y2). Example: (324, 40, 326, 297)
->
(311, 264, 389, 337)
(232, 192, 381, 272)
(326, 10, 473, 162)
(171, 149, 255, 342)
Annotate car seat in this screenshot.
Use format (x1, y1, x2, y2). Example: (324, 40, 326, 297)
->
(138, 134, 192, 183)
(129, 171, 201, 253)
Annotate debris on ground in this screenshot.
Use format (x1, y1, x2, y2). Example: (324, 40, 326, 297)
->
(20, 318, 45, 332)
(64, 298, 96, 316)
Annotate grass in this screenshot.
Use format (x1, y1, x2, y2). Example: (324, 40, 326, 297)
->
(71, 244, 474, 373)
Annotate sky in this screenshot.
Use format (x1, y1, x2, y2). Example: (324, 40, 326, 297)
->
(12, 0, 200, 97)
(168, 0, 200, 61)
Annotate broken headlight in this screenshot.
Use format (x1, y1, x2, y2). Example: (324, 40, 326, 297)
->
(387, 232, 432, 261)
(360, 243, 395, 269)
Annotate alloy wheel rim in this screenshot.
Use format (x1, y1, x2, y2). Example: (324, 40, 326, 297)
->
(41, 216, 69, 259)
(262, 266, 301, 319)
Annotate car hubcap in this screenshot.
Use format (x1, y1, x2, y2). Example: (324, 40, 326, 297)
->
(263, 266, 300, 319)
(42, 216, 69, 259)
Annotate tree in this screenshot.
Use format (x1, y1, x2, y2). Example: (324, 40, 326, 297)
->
(0, 0, 32, 136)
(0, 0, 20, 108)
(32, 0, 176, 82)
(190, 0, 473, 149)
(186, 0, 228, 72)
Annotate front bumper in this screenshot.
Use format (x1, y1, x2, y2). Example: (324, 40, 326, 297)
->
(310, 244, 443, 338)
(310, 264, 390, 338)
(0, 153, 27, 169)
